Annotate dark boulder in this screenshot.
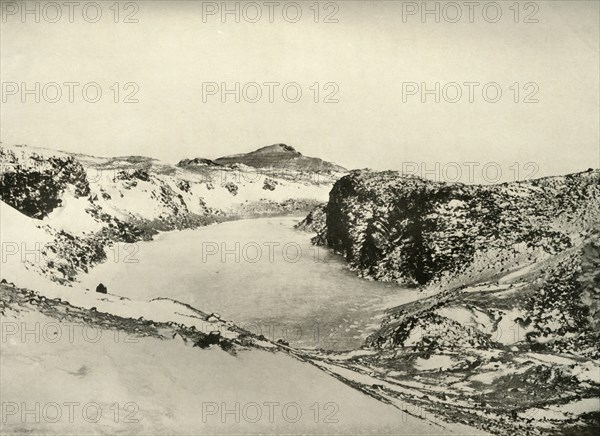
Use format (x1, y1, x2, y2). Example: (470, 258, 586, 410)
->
(193, 331, 221, 348)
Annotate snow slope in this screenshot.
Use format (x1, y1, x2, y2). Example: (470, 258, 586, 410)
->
(0, 286, 484, 435)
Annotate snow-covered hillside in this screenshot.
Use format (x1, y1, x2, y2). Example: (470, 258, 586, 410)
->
(0, 143, 344, 284)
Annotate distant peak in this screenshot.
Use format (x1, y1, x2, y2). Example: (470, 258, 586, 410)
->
(213, 143, 347, 173)
(253, 144, 300, 155)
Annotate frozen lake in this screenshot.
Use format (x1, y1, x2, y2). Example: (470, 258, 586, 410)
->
(82, 217, 419, 350)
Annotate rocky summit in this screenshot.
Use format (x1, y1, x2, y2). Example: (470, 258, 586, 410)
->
(213, 143, 348, 174)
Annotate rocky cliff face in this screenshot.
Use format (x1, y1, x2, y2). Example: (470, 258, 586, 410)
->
(319, 169, 599, 286)
(0, 147, 90, 219)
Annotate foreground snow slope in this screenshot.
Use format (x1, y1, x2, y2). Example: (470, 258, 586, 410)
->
(0, 286, 484, 435)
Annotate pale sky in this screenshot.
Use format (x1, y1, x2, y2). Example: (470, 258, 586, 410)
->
(1, 0, 598, 183)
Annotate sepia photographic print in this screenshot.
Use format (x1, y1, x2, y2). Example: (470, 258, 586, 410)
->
(0, 1, 599, 435)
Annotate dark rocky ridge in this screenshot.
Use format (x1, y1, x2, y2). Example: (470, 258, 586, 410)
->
(177, 157, 222, 167)
(0, 147, 90, 219)
(311, 169, 599, 286)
